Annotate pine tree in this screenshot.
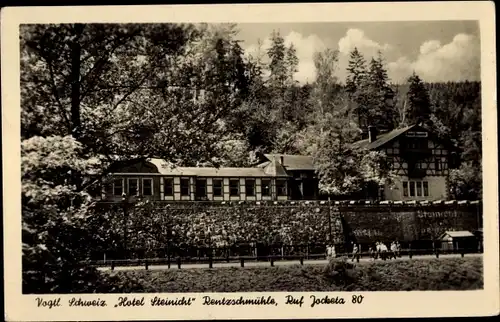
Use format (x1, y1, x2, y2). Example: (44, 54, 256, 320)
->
(364, 51, 396, 130)
(406, 72, 432, 125)
(228, 40, 250, 101)
(285, 43, 299, 85)
(345, 47, 367, 95)
(267, 30, 288, 91)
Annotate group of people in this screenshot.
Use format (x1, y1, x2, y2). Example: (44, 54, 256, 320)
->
(369, 241, 402, 260)
(326, 241, 402, 261)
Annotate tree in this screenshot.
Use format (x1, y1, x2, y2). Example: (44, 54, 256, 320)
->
(22, 136, 103, 293)
(229, 40, 251, 102)
(267, 30, 288, 91)
(364, 51, 396, 130)
(346, 50, 396, 131)
(405, 72, 432, 125)
(313, 110, 364, 197)
(359, 150, 397, 198)
(345, 47, 367, 95)
(20, 23, 246, 292)
(285, 44, 299, 85)
(21, 23, 242, 166)
(311, 48, 396, 198)
(310, 48, 341, 121)
(313, 116, 396, 199)
(449, 161, 482, 200)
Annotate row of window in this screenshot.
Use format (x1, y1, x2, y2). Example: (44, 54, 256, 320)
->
(403, 181, 429, 197)
(387, 158, 448, 170)
(165, 178, 287, 197)
(112, 178, 288, 197)
(113, 178, 152, 196)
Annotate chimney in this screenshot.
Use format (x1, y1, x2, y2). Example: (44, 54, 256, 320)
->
(280, 155, 284, 165)
(368, 126, 378, 143)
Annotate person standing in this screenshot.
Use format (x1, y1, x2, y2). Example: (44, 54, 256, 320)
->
(390, 241, 398, 260)
(396, 241, 402, 257)
(369, 244, 376, 260)
(379, 242, 388, 260)
(375, 242, 381, 260)
(352, 243, 359, 262)
(326, 244, 336, 260)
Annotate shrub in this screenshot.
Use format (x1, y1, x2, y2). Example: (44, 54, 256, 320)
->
(323, 257, 358, 288)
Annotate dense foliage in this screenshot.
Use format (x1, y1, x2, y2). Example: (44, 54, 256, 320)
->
(86, 202, 480, 260)
(91, 203, 344, 254)
(21, 23, 482, 292)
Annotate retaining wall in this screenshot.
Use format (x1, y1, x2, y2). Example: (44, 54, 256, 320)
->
(94, 201, 482, 249)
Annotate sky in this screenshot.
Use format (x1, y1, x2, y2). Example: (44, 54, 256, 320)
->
(235, 21, 480, 84)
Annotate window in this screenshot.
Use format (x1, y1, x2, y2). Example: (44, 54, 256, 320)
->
(404, 180, 429, 197)
(407, 139, 428, 150)
(245, 179, 256, 197)
(113, 178, 123, 196)
(229, 179, 239, 196)
(416, 181, 422, 197)
(403, 181, 408, 197)
(409, 181, 415, 197)
(196, 179, 207, 198)
(276, 179, 287, 196)
(180, 178, 190, 196)
(423, 182, 429, 197)
(142, 178, 153, 196)
(262, 179, 271, 196)
(213, 179, 223, 197)
(435, 158, 441, 170)
(164, 178, 174, 196)
(128, 178, 138, 195)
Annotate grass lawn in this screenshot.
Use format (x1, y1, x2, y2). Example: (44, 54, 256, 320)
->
(105, 257, 483, 292)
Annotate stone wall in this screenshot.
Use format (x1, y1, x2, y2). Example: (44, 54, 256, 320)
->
(338, 203, 481, 242)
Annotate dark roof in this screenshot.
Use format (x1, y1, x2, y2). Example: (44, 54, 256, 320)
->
(352, 124, 416, 150)
(263, 156, 291, 177)
(260, 154, 315, 171)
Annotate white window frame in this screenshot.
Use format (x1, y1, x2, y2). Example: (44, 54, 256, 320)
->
(142, 178, 154, 196)
(127, 177, 139, 196)
(180, 177, 191, 196)
(403, 181, 409, 197)
(245, 179, 256, 196)
(229, 178, 240, 197)
(404, 180, 429, 198)
(113, 178, 124, 196)
(416, 181, 422, 197)
(423, 181, 429, 197)
(212, 178, 224, 197)
(164, 177, 174, 196)
(195, 178, 207, 198)
(409, 181, 416, 197)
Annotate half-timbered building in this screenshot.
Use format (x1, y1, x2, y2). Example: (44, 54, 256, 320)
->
(101, 154, 319, 202)
(353, 124, 459, 201)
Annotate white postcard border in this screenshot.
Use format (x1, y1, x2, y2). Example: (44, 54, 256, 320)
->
(2, 2, 498, 320)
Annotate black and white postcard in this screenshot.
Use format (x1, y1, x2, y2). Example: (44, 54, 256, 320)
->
(2, 2, 498, 320)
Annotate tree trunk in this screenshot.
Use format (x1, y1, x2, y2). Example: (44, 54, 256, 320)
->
(70, 24, 85, 139)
